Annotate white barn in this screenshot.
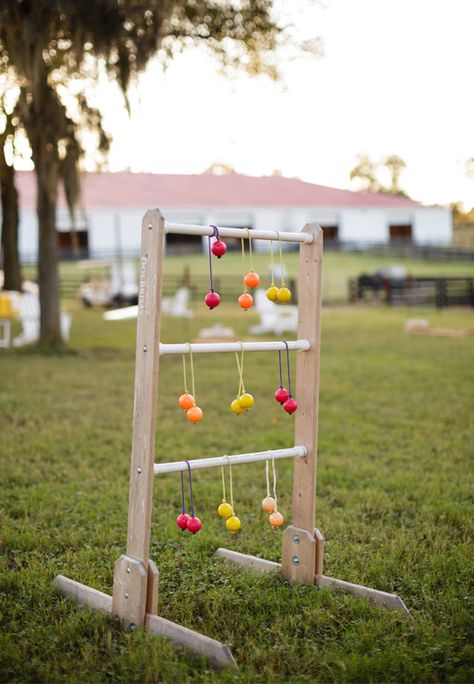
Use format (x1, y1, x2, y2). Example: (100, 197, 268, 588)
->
(13, 171, 452, 260)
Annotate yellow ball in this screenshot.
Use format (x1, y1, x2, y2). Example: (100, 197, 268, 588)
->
(277, 287, 292, 303)
(266, 286, 278, 302)
(217, 502, 233, 519)
(226, 515, 241, 532)
(261, 496, 276, 513)
(231, 399, 244, 415)
(238, 392, 254, 409)
(269, 511, 284, 527)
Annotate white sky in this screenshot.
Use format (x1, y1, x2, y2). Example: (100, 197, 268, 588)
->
(95, 0, 474, 208)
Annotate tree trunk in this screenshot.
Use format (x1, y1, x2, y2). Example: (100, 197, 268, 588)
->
(35, 152, 62, 345)
(20, 71, 63, 346)
(0, 162, 22, 291)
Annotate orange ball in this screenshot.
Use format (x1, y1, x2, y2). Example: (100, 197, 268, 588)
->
(261, 496, 276, 513)
(238, 293, 253, 309)
(187, 406, 203, 423)
(269, 511, 284, 527)
(244, 271, 260, 289)
(178, 393, 195, 410)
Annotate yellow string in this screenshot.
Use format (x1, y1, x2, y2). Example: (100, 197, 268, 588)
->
(265, 460, 270, 497)
(247, 228, 253, 272)
(278, 237, 285, 286)
(225, 455, 234, 512)
(272, 454, 278, 512)
(241, 238, 247, 291)
(187, 343, 196, 400)
(221, 465, 226, 502)
(234, 349, 246, 396)
(270, 240, 275, 287)
(182, 354, 189, 393)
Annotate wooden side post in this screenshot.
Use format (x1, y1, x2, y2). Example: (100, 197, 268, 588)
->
(282, 224, 323, 583)
(112, 209, 165, 628)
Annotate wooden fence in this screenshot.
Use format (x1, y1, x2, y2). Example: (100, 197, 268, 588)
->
(350, 276, 474, 308)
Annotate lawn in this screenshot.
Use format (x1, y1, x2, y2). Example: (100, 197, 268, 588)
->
(1, 301, 473, 682)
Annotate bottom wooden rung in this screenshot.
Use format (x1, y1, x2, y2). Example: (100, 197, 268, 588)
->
(214, 548, 410, 616)
(53, 575, 237, 669)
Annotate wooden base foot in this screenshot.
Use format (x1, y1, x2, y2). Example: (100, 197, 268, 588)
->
(53, 576, 237, 669)
(214, 549, 410, 616)
(316, 575, 410, 616)
(214, 548, 281, 573)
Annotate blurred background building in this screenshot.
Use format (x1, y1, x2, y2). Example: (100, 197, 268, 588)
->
(14, 171, 452, 261)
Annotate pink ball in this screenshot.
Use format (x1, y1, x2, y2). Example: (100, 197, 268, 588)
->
(283, 398, 298, 414)
(205, 291, 221, 309)
(186, 516, 202, 534)
(275, 387, 289, 404)
(176, 513, 190, 530)
(211, 240, 227, 258)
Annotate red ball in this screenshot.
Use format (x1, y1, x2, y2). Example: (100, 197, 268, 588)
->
(275, 387, 289, 404)
(211, 240, 227, 258)
(205, 291, 221, 309)
(283, 398, 298, 414)
(186, 516, 202, 534)
(176, 513, 190, 530)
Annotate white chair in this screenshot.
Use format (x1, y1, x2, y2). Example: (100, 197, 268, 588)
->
(161, 288, 193, 318)
(0, 289, 71, 347)
(103, 288, 194, 321)
(110, 261, 139, 301)
(249, 289, 298, 336)
(0, 291, 17, 348)
(12, 292, 71, 347)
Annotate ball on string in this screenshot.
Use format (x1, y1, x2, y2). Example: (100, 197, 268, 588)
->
(178, 393, 195, 410)
(276, 287, 292, 303)
(244, 271, 260, 289)
(226, 515, 241, 532)
(274, 387, 289, 404)
(187, 406, 203, 423)
(205, 291, 221, 309)
(186, 516, 202, 534)
(230, 399, 244, 415)
(176, 513, 190, 530)
(211, 240, 227, 258)
(238, 293, 253, 310)
(238, 392, 254, 409)
(283, 398, 298, 414)
(217, 502, 233, 519)
(266, 286, 278, 302)
(261, 496, 276, 513)
(269, 511, 284, 527)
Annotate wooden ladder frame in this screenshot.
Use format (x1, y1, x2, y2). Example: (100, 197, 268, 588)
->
(55, 209, 408, 670)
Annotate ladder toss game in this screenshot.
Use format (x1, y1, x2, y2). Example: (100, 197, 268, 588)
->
(54, 209, 409, 670)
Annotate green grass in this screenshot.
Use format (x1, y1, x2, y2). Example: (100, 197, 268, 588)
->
(1, 303, 473, 682)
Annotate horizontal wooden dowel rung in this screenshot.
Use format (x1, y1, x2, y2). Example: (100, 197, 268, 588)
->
(160, 340, 310, 355)
(164, 221, 313, 244)
(154, 446, 307, 475)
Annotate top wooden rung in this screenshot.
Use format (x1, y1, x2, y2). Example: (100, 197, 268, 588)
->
(162, 221, 314, 245)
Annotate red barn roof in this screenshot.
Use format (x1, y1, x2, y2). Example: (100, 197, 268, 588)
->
(16, 170, 422, 210)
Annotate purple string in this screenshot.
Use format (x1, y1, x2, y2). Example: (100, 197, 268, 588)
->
(180, 470, 186, 514)
(207, 225, 220, 292)
(184, 460, 194, 518)
(278, 350, 283, 388)
(283, 341, 292, 397)
(207, 235, 214, 292)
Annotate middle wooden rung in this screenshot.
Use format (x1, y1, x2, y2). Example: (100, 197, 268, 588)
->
(153, 446, 307, 475)
(159, 340, 310, 355)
